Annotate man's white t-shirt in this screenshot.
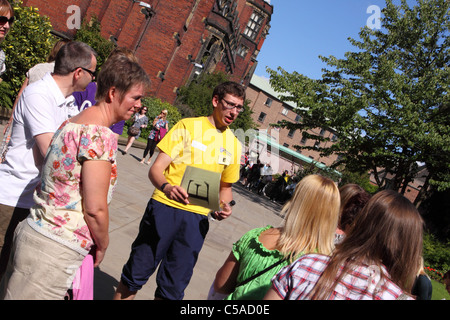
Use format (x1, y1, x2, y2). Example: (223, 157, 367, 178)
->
(0, 73, 79, 209)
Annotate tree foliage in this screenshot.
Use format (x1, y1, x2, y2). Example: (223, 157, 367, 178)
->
(0, 0, 55, 108)
(125, 97, 183, 140)
(176, 72, 257, 132)
(73, 15, 115, 68)
(267, 0, 449, 205)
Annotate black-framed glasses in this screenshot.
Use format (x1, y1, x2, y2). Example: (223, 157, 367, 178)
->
(0, 16, 14, 25)
(80, 67, 97, 80)
(221, 98, 244, 113)
(72, 67, 96, 80)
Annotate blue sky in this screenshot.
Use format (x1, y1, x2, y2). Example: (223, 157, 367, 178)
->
(254, 0, 396, 80)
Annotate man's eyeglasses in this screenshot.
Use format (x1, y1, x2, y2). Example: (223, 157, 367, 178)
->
(221, 98, 244, 113)
(0, 16, 14, 25)
(72, 67, 96, 80)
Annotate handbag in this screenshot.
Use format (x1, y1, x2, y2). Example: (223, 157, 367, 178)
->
(158, 127, 167, 141)
(128, 126, 140, 136)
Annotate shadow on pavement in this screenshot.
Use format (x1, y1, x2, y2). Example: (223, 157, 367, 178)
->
(232, 183, 285, 218)
(94, 267, 119, 300)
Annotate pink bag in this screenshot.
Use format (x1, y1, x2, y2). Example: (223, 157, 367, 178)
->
(158, 127, 167, 140)
(71, 253, 94, 300)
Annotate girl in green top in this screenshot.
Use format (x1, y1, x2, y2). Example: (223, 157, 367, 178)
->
(213, 174, 341, 300)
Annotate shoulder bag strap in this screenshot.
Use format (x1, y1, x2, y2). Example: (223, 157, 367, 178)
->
(236, 258, 286, 288)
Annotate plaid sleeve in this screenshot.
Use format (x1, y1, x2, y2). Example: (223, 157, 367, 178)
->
(271, 263, 293, 299)
(271, 254, 330, 300)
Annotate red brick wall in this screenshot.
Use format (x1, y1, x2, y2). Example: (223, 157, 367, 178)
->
(21, 0, 273, 104)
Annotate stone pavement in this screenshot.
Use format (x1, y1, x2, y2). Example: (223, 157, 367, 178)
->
(93, 139, 285, 300)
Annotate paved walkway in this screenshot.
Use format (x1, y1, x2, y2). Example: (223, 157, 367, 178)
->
(94, 140, 285, 300)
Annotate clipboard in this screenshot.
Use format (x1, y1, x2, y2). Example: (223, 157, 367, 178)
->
(180, 166, 221, 212)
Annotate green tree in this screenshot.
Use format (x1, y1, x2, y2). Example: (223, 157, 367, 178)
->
(267, 0, 449, 205)
(0, 0, 55, 108)
(176, 72, 257, 132)
(73, 15, 115, 68)
(126, 97, 182, 140)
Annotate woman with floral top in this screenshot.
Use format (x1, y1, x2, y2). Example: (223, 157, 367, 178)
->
(0, 55, 150, 300)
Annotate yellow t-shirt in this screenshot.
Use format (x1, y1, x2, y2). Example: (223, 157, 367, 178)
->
(152, 116, 242, 215)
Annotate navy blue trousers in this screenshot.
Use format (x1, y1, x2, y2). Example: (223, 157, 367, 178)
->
(120, 199, 209, 300)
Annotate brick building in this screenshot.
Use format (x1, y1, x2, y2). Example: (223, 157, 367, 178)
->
(22, 0, 273, 104)
(245, 74, 340, 175)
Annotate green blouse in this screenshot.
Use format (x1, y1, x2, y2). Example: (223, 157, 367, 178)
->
(225, 225, 290, 300)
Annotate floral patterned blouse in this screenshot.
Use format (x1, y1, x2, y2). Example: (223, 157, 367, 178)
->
(28, 120, 118, 255)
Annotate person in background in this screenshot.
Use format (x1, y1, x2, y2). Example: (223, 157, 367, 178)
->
(212, 174, 340, 300)
(0, 55, 150, 300)
(0, 0, 13, 78)
(122, 106, 148, 154)
(411, 258, 432, 300)
(140, 109, 168, 165)
(113, 81, 245, 300)
(334, 184, 371, 244)
(0, 0, 14, 162)
(265, 190, 424, 300)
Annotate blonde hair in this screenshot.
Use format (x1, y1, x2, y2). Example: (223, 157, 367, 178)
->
(277, 175, 340, 262)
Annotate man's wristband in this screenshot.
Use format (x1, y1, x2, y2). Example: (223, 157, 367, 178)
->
(160, 182, 169, 192)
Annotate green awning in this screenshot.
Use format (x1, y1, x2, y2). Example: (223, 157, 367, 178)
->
(255, 133, 341, 175)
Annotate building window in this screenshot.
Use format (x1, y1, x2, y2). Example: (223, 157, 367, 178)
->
(295, 114, 302, 122)
(314, 141, 320, 149)
(244, 11, 264, 40)
(283, 143, 289, 148)
(237, 44, 249, 58)
(288, 129, 295, 138)
(301, 135, 307, 144)
(320, 128, 326, 136)
(281, 108, 288, 116)
(265, 97, 272, 107)
(258, 112, 266, 123)
(331, 134, 338, 142)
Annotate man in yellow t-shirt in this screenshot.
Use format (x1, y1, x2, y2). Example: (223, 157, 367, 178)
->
(114, 81, 245, 300)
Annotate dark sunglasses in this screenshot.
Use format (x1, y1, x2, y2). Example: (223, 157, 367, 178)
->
(72, 67, 97, 80)
(80, 67, 97, 79)
(0, 16, 14, 25)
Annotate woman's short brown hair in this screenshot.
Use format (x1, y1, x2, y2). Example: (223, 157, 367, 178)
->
(95, 55, 150, 102)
